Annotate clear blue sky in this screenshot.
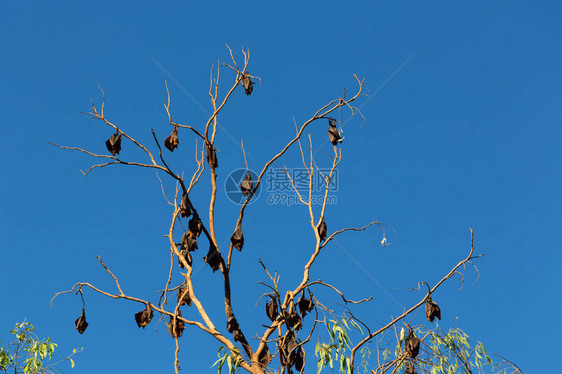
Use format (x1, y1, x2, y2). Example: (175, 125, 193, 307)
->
(1, 1, 560, 373)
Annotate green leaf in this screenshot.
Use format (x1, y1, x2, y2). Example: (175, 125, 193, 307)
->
(349, 319, 363, 334)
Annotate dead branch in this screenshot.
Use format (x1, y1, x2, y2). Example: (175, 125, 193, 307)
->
(96, 256, 124, 296)
(306, 281, 373, 305)
(50, 281, 253, 373)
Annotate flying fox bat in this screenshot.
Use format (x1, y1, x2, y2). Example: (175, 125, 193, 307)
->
(105, 130, 122, 156)
(240, 172, 253, 196)
(134, 304, 153, 328)
(164, 126, 179, 152)
(75, 308, 89, 334)
(204, 244, 222, 272)
(230, 227, 244, 251)
(318, 218, 327, 242)
(327, 120, 343, 146)
(240, 72, 254, 95)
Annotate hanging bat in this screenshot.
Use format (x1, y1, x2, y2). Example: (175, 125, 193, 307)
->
(280, 331, 297, 367)
(230, 227, 244, 251)
(425, 295, 441, 322)
(405, 329, 420, 358)
(285, 309, 302, 331)
(134, 304, 153, 328)
(188, 214, 202, 237)
(177, 283, 191, 307)
(166, 312, 185, 338)
(206, 143, 218, 168)
(265, 295, 278, 322)
(105, 130, 122, 156)
(240, 172, 253, 196)
(294, 346, 304, 373)
(75, 308, 88, 334)
(164, 126, 179, 152)
(240, 72, 254, 95)
(327, 120, 343, 146)
(181, 232, 198, 252)
(297, 290, 314, 318)
(318, 218, 327, 242)
(226, 316, 239, 334)
(179, 193, 192, 218)
(177, 248, 193, 268)
(204, 243, 222, 272)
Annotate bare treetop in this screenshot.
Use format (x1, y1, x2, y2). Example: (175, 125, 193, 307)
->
(49, 47, 519, 374)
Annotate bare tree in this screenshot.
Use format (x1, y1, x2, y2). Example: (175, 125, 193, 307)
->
(50, 47, 520, 374)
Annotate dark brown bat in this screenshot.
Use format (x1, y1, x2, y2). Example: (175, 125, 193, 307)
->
(240, 172, 253, 196)
(226, 316, 239, 334)
(318, 218, 327, 242)
(285, 309, 302, 331)
(206, 143, 218, 168)
(181, 232, 198, 252)
(240, 72, 254, 95)
(285, 338, 297, 367)
(204, 243, 222, 272)
(75, 308, 88, 334)
(105, 130, 122, 156)
(425, 294, 441, 322)
(297, 290, 314, 318)
(134, 304, 153, 328)
(177, 248, 192, 268)
(265, 295, 278, 322)
(179, 193, 191, 218)
(177, 283, 191, 307)
(188, 214, 202, 237)
(230, 227, 244, 251)
(327, 119, 343, 146)
(294, 346, 304, 373)
(405, 329, 420, 358)
(166, 312, 185, 338)
(164, 126, 179, 152)
(280, 331, 297, 367)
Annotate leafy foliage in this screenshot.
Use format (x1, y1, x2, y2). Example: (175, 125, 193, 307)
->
(315, 318, 359, 374)
(311, 316, 521, 374)
(212, 346, 244, 374)
(0, 321, 80, 374)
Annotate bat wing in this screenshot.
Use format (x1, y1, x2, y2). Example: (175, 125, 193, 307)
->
(204, 244, 222, 272)
(179, 193, 192, 218)
(327, 124, 342, 145)
(230, 227, 244, 251)
(164, 128, 179, 152)
(106, 131, 122, 155)
(240, 172, 254, 196)
(75, 309, 89, 334)
(318, 219, 327, 242)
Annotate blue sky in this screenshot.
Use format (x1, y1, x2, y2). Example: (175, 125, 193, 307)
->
(1, 1, 560, 373)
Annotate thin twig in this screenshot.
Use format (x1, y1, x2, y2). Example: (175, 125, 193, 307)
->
(96, 256, 124, 296)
